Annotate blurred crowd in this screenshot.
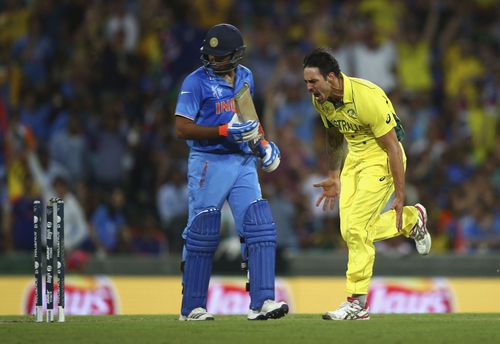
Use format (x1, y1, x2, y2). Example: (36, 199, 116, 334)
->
(0, 0, 499, 261)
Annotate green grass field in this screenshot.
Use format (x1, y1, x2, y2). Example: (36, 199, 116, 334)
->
(1, 314, 499, 344)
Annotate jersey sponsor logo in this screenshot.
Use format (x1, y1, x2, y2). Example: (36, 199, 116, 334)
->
(386, 114, 391, 124)
(180, 91, 191, 95)
(331, 119, 366, 133)
(379, 177, 386, 181)
(215, 98, 236, 115)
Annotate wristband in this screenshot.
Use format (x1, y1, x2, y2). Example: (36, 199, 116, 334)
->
(218, 124, 228, 137)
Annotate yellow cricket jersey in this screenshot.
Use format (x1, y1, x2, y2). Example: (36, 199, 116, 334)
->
(312, 73, 403, 159)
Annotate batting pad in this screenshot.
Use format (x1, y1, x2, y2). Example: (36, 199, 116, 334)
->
(181, 207, 221, 316)
(243, 199, 276, 310)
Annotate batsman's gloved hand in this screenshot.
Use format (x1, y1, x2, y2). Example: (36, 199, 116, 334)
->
(255, 139, 280, 173)
(218, 113, 260, 143)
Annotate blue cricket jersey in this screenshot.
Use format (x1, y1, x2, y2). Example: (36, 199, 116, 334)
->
(175, 65, 255, 154)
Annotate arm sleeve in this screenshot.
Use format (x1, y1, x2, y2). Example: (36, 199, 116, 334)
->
(363, 91, 397, 138)
(175, 75, 202, 120)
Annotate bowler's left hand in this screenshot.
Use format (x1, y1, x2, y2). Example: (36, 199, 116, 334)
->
(313, 177, 340, 211)
(391, 196, 404, 231)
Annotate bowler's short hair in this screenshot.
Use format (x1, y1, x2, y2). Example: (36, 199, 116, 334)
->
(303, 48, 341, 79)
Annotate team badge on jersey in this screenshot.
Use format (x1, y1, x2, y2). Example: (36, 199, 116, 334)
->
(211, 85, 223, 99)
(347, 109, 357, 119)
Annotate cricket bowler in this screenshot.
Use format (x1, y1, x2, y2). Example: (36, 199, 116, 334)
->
(303, 48, 431, 320)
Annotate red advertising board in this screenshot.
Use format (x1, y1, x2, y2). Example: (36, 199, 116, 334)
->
(367, 278, 454, 313)
(24, 276, 119, 315)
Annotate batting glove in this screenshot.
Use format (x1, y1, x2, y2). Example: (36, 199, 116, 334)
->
(255, 139, 280, 173)
(218, 113, 260, 143)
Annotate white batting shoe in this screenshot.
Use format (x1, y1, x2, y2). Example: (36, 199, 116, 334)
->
(179, 307, 214, 321)
(410, 203, 432, 255)
(247, 300, 289, 320)
(322, 297, 370, 321)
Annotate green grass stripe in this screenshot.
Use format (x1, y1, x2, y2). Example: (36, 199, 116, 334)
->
(1, 314, 499, 344)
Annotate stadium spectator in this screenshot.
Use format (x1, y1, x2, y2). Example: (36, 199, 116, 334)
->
(156, 169, 188, 253)
(91, 187, 130, 254)
(26, 141, 94, 253)
(49, 113, 89, 185)
(0, 0, 498, 257)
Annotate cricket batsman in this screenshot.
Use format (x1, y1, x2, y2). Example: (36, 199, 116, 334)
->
(174, 23, 288, 321)
(303, 48, 432, 320)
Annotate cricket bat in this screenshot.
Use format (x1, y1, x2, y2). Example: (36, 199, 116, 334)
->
(235, 82, 280, 172)
(234, 82, 262, 140)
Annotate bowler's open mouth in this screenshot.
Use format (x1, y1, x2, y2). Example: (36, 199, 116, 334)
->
(313, 92, 324, 102)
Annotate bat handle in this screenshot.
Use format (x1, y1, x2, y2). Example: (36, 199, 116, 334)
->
(249, 137, 265, 157)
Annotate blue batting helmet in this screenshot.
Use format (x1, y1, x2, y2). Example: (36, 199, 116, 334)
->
(200, 23, 246, 73)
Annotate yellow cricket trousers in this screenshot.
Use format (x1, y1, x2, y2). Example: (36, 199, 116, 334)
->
(339, 149, 419, 295)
